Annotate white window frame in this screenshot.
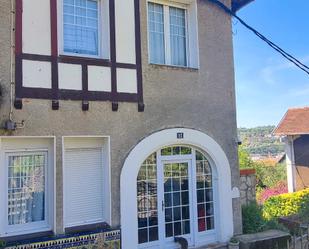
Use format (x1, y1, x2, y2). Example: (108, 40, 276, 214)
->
(147, 0, 199, 69)
(0, 137, 55, 238)
(58, 0, 110, 59)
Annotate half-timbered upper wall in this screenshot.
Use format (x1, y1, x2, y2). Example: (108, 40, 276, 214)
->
(15, 0, 143, 108)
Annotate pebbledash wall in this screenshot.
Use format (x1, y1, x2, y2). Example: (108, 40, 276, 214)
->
(0, 0, 242, 246)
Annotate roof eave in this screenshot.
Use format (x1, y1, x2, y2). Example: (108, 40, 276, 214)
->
(274, 132, 309, 136)
(232, 0, 254, 12)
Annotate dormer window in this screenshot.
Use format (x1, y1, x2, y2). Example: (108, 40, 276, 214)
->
(147, 1, 199, 68)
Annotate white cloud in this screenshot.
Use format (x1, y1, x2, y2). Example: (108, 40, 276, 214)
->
(287, 84, 309, 97)
(259, 55, 309, 85)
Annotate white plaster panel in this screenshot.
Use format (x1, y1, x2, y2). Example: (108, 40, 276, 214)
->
(58, 63, 82, 90)
(116, 68, 137, 93)
(88, 66, 111, 92)
(23, 0, 51, 55)
(115, 0, 136, 64)
(23, 60, 52, 88)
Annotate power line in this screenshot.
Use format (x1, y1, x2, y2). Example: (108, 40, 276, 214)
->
(207, 0, 309, 76)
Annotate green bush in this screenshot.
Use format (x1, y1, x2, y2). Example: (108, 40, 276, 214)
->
(0, 240, 6, 248)
(242, 202, 266, 234)
(299, 193, 309, 223)
(242, 202, 287, 234)
(263, 188, 309, 220)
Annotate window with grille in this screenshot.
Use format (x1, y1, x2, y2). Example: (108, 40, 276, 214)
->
(7, 153, 47, 226)
(63, 0, 100, 56)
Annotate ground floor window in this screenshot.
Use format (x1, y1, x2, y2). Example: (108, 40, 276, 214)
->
(137, 145, 215, 247)
(0, 137, 55, 238)
(63, 137, 111, 229)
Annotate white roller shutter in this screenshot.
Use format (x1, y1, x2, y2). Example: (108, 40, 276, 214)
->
(64, 147, 104, 227)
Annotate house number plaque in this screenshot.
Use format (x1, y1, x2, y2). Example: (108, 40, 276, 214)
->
(177, 132, 184, 139)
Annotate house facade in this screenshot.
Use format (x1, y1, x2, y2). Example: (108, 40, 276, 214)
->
(0, 0, 251, 248)
(274, 107, 309, 193)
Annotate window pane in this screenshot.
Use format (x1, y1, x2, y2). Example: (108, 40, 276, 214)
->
(137, 153, 158, 244)
(161, 146, 192, 156)
(63, 0, 99, 56)
(148, 2, 165, 64)
(8, 154, 46, 225)
(195, 150, 215, 232)
(164, 163, 190, 238)
(169, 7, 187, 66)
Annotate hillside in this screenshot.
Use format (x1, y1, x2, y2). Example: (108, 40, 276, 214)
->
(238, 126, 285, 157)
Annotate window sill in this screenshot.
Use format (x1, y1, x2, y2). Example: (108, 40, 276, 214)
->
(1, 228, 53, 243)
(148, 63, 199, 72)
(59, 55, 111, 66)
(65, 222, 110, 235)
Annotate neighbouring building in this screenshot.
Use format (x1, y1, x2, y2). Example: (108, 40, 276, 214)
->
(274, 107, 309, 193)
(0, 0, 253, 248)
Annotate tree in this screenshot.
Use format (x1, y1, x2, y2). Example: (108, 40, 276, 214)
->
(238, 145, 255, 169)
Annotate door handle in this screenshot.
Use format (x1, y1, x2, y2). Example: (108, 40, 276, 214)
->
(162, 200, 165, 211)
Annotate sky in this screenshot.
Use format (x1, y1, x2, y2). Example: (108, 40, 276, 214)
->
(233, 0, 309, 128)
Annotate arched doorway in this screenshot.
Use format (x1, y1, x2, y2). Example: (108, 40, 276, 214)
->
(121, 128, 234, 249)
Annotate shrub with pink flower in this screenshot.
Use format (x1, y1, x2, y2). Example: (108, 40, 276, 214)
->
(257, 181, 288, 204)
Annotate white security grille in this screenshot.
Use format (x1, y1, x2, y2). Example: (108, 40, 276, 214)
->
(7, 153, 46, 225)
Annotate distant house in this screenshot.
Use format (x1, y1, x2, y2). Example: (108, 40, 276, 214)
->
(274, 107, 309, 192)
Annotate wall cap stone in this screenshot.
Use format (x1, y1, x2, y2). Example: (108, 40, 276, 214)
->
(240, 169, 256, 176)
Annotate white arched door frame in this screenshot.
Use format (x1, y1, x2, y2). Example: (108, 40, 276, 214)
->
(120, 128, 234, 249)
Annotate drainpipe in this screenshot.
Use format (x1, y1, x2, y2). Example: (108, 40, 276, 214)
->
(9, 0, 15, 122)
(4, 0, 25, 131)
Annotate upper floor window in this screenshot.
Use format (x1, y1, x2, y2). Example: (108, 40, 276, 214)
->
(63, 0, 100, 56)
(147, 1, 199, 69)
(148, 2, 189, 67)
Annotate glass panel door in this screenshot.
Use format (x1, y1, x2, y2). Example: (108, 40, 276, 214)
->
(163, 162, 192, 241)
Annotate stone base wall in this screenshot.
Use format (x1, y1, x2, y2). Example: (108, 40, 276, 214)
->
(240, 169, 256, 205)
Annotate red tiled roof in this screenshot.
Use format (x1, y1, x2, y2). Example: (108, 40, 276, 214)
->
(273, 107, 309, 135)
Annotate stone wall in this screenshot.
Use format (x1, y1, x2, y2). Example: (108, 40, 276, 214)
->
(240, 169, 256, 205)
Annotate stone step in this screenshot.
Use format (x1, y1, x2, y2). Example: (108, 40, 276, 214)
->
(236, 229, 291, 249)
(196, 243, 228, 249)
